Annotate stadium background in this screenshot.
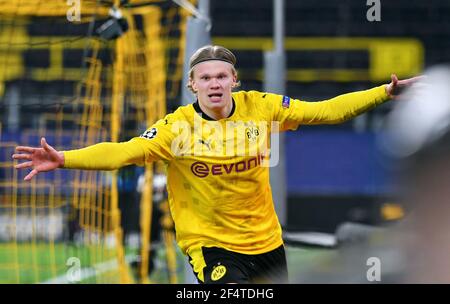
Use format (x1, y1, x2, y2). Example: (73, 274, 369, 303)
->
(0, 0, 449, 283)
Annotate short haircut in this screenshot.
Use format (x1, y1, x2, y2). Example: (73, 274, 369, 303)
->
(187, 45, 240, 94)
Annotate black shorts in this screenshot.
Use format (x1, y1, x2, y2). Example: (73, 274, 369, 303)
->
(189, 245, 288, 284)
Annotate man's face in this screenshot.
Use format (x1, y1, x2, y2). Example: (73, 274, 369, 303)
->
(190, 60, 237, 113)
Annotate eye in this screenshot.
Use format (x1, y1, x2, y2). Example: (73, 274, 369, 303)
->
(201, 76, 210, 81)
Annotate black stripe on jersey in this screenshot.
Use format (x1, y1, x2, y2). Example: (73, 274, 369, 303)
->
(193, 98, 236, 121)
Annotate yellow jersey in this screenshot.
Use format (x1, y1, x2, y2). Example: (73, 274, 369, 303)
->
(63, 86, 389, 260)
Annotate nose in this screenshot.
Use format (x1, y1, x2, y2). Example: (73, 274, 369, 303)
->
(210, 77, 220, 88)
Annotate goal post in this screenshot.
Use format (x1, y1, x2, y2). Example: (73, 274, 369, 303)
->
(0, 0, 190, 283)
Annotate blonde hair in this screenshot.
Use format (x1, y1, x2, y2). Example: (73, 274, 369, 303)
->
(187, 45, 241, 94)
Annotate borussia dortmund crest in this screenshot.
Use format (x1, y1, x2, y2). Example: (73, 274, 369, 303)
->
(246, 126, 260, 142)
(211, 264, 227, 281)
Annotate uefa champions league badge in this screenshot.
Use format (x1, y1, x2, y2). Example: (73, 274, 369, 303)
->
(282, 95, 291, 108)
(140, 127, 157, 140)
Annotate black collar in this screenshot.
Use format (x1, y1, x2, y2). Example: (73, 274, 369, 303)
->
(192, 98, 236, 121)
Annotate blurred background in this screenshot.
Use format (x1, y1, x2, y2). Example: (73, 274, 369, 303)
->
(0, 0, 449, 283)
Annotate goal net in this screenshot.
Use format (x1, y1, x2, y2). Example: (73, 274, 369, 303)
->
(0, 0, 190, 283)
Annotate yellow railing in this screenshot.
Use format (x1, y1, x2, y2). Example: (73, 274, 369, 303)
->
(214, 37, 424, 82)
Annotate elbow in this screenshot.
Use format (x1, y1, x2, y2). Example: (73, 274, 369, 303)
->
(320, 114, 350, 124)
(335, 113, 353, 124)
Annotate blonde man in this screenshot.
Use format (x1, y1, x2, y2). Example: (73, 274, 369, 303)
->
(13, 45, 420, 283)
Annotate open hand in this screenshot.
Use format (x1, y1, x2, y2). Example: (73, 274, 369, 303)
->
(12, 137, 64, 181)
(386, 74, 424, 100)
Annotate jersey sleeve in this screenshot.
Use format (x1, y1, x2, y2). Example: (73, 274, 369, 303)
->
(63, 115, 176, 170)
(262, 85, 389, 131)
(131, 116, 177, 163)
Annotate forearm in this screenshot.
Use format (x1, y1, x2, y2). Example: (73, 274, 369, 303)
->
(63, 141, 145, 170)
(300, 85, 389, 124)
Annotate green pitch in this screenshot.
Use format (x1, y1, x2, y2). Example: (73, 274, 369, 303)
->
(0, 243, 127, 284)
(0, 243, 335, 284)
(0, 242, 186, 284)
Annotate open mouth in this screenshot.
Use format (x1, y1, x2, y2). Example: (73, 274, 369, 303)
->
(208, 93, 223, 102)
(208, 93, 223, 98)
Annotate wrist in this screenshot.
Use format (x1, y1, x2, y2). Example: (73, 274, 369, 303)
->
(385, 84, 393, 99)
(58, 151, 65, 168)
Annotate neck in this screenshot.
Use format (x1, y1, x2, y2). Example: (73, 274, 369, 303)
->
(198, 97, 233, 120)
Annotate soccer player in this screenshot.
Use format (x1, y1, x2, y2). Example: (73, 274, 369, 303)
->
(12, 45, 421, 284)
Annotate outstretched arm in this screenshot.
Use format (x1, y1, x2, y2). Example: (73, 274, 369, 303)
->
(13, 118, 176, 181)
(12, 137, 64, 181)
(299, 74, 423, 124)
(13, 137, 149, 181)
(269, 73, 423, 131)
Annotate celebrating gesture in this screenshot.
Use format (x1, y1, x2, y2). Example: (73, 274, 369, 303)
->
(13, 137, 64, 181)
(12, 45, 424, 284)
(385, 73, 423, 99)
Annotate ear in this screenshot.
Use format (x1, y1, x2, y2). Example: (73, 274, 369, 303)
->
(190, 78, 198, 93)
(232, 73, 238, 87)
